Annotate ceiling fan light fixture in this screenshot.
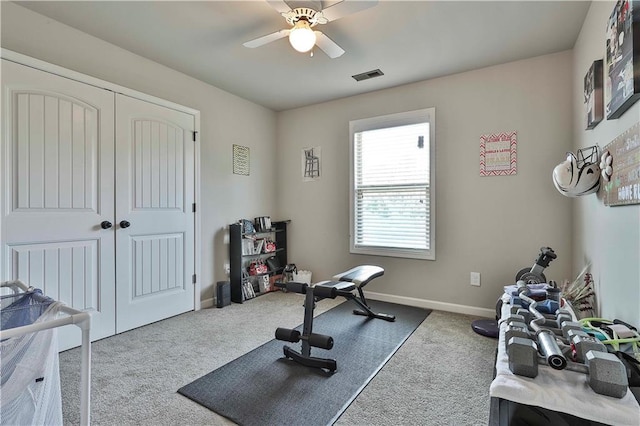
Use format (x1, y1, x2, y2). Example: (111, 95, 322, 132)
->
(289, 19, 316, 53)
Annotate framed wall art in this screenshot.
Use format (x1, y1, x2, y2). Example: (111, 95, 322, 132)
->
(479, 131, 517, 176)
(605, 0, 640, 119)
(232, 144, 250, 176)
(301, 146, 321, 182)
(584, 60, 603, 129)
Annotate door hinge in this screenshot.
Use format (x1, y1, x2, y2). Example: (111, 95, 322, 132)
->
(192, 274, 196, 284)
(193, 131, 197, 142)
(192, 203, 196, 213)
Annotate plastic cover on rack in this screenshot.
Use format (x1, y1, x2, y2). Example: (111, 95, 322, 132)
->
(1, 290, 64, 425)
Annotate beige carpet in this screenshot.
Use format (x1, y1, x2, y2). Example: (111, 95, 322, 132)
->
(59, 291, 497, 425)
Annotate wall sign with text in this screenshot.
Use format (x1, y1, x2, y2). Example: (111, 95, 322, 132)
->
(479, 131, 517, 177)
(600, 122, 640, 206)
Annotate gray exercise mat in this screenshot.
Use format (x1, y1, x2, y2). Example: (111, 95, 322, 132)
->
(178, 300, 431, 426)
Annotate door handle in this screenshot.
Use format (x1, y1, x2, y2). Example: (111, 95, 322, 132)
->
(120, 220, 131, 229)
(100, 221, 113, 229)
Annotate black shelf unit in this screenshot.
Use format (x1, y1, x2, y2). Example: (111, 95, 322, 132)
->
(229, 220, 288, 303)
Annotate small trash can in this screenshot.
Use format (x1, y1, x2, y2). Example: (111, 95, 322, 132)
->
(216, 281, 231, 308)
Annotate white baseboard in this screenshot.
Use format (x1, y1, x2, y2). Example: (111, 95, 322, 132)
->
(364, 291, 495, 318)
(200, 293, 496, 318)
(201, 297, 215, 309)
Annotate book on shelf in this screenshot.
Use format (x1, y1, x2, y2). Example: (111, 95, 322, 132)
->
(242, 238, 254, 255)
(242, 280, 256, 300)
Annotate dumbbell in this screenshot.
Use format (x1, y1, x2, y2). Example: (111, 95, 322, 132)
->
(566, 329, 607, 363)
(505, 316, 578, 353)
(508, 304, 533, 324)
(506, 330, 629, 398)
(515, 305, 578, 337)
(556, 309, 573, 328)
(275, 327, 334, 350)
(511, 304, 577, 336)
(503, 313, 526, 326)
(584, 351, 629, 399)
(507, 336, 539, 378)
(504, 326, 563, 375)
(504, 321, 530, 351)
(505, 329, 558, 379)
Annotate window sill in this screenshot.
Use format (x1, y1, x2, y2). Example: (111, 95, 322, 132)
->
(350, 246, 435, 260)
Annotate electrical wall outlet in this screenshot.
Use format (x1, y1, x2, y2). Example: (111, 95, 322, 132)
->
(470, 272, 481, 287)
(223, 263, 230, 275)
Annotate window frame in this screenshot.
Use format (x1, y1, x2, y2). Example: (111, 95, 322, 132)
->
(349, 108, 436, 260)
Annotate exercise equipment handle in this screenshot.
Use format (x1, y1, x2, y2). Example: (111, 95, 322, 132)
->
(285, 282, 308, 294)
(520, 293, 545, 331)
(536, 247, 556, 268)
(537, 329, 567, 370)
(520, 292, 567, 370)
(313, 286, 337, 299)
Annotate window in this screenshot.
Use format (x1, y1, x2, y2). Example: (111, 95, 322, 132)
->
(349, 108, 435, 260)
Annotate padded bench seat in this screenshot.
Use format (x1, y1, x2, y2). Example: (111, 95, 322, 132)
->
(315, 280, 356, 292)
(332, 265, 384, 286)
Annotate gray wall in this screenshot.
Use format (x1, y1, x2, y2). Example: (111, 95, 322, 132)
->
(6, 2, 634, 321)
(572, 1, 640, 326)
(276, 52, 574, 314)
(1, 2, 278, 304)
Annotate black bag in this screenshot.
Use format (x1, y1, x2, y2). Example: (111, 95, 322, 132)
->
(266, 256, 280, 272)
(614, 351, 640, 386)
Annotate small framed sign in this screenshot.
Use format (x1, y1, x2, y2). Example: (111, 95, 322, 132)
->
(479, 131, 517, 177)
(232, 144, 250, 176)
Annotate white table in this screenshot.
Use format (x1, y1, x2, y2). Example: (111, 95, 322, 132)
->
(489, 296, 640, 425)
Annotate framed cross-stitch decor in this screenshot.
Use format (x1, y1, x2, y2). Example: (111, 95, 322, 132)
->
(232, 144, 250, 176)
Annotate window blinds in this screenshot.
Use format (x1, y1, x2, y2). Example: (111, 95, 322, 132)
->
(354, 123, 430, 252)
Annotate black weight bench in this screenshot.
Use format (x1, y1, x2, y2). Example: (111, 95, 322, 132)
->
(274, 265, 395, 372)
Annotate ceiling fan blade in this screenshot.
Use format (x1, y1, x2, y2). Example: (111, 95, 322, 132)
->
(314, 31, 345, 58)
(321, 0, 378, 22)
(243, 29, 290, 48)
(266, 0, 292, 14)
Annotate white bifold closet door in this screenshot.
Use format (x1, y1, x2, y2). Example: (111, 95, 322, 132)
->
(114, 94, 194, 333)
(1, 59, 116, 349)
(1, 59, 195, 350)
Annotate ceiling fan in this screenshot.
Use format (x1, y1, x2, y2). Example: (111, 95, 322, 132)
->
(243, 0, 378, 58)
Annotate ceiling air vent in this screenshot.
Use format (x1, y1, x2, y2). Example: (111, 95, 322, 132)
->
(352, 69, 384, 82)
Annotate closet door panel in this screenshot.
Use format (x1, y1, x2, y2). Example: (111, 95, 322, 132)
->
(115, 94, 194, 333)
(1, 59, 116, 350)
(9, 241, 99, 311)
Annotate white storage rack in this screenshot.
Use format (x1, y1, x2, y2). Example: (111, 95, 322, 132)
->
(0, 280, 91, 425)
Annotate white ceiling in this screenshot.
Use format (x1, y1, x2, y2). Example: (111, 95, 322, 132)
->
(16, 0, 591, 111)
